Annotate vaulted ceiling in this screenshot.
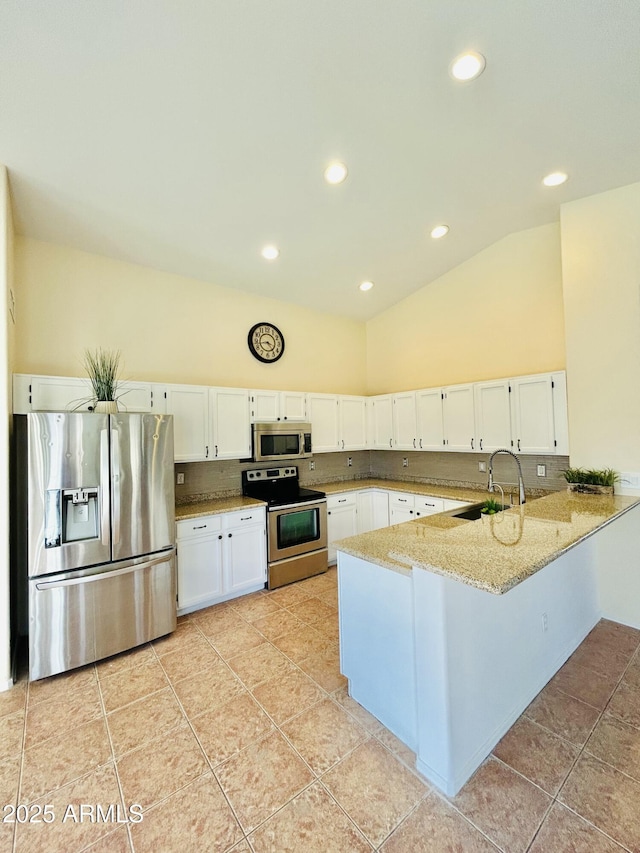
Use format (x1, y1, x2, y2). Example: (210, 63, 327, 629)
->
(1, 1, 639, 320)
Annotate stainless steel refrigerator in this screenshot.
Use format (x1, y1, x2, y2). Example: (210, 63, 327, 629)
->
(14, 412, 176, 680)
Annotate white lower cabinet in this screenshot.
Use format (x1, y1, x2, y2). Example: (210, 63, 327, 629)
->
(327, 493, 358, 563)
(389, 493, 415, 524)
(356, 490, 390, 533)
(176, 507, 266, 613)
(223, 509, 267, 594)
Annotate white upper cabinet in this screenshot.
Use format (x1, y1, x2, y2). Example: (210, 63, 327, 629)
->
(210, 387, 251, 459)
(442, 384, 476, 452)
(165, 384, 210, 462)
(280, 391, 307, 421)
(369, 395, 394, 450)
(339, 396, 368, 451)
(250, 390, 306, 422)
(13, 374, 156, 414)
(392, 392, 418, 451)
(307, 393, 341, 452)
(416, 388, 445, 451)
(551, 372, 570, 456)
(307, 393, 367, 452)
(250, 390, 279, 422)
(510, 374, 557, 454)
(474, 380, 512, 454)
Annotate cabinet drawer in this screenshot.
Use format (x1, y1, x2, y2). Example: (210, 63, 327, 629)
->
(223, 508, 265, 528)
(176, 515, 222, 540)
(414, 496, 445, 514)
(443, 499, 473, 512)
(327, 492, 357, 510)
(389, 493, 415, 509)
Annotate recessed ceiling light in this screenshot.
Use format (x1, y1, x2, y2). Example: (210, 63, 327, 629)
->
(261, 245, 280, 260)
(324, 162, 348, 185)
(430, 225, 449, 239)
(359, 281, 374, 292)
(449, 52, 486, 81)
(542, 171, 568, 187)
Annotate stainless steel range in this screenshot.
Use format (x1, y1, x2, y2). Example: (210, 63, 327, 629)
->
(242, 466, 327, 589)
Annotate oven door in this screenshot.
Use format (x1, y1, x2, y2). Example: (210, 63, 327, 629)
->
(268, 500, 327, 562)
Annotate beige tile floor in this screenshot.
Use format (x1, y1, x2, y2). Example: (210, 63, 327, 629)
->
(2, 566, 640, 852)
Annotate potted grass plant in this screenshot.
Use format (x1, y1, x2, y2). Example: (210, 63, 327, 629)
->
(83, 348, 122, 413)
(481, 497, 504, 516)
(563, 467, 618, 496)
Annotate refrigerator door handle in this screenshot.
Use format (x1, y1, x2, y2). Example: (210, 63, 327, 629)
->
(111, 427, 121, 545)
(35, 553, 171, 590)
(100, 428, 111, 547)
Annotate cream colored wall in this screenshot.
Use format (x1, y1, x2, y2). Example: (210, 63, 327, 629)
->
(14, 237, 367, 394)
(365, 223, 565, 394)
(561, 181, 640, 471)
(0, 165, 15, 690)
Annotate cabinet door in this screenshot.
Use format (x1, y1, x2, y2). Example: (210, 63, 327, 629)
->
(307, 394, 340, 453)
(511, 374, 556, 454)
(340, 396, 367, 450)
(250, 390, 280, 422)
(211, 387, 251, 459)
(224, 522, 267, 594)
(29, 376, 94, 412)
(165, 384, 210, 462)
(327, 496, 358, 563)
(357, 490, 390, 533)
(117, 383, 154, 413)
(369, 395, 394, 450)
(474, 381, 511, 453)
(177, 531, 223, 610)
(442, 384, 476, 452)
(416, 388, 444, 450)
(551, 372, 570, 456)
(280, 392, 307, 421)
(393, 392, 417, 451)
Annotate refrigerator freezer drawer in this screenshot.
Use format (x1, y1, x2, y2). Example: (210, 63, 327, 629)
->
(29, 551, 176, 681)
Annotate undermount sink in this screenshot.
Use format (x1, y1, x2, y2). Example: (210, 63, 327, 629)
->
(449, 502, 512, 521)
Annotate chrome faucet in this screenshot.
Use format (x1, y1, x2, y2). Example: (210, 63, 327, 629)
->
(488, 448, 526, 506)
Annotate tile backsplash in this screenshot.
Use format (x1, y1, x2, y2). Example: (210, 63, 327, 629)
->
(175, 449, 567, 503)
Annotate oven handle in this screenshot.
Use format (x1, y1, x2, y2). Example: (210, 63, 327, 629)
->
(268, 499, 327, 512)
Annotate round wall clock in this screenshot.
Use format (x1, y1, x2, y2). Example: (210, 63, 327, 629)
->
(248, 322, 285, 363)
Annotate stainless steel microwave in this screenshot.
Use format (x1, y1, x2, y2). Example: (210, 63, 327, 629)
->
(252, 422, 312, 462)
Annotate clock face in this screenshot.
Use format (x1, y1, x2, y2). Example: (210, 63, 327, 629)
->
(248, 322, 285, 363)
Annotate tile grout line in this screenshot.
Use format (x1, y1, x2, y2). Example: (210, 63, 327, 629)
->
(9, 680, 29, 853)
(95, 662, 135, 853)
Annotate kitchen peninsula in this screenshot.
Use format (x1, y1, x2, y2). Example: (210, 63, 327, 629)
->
(335, 491, 640, 796)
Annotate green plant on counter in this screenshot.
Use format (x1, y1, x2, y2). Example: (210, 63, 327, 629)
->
(83, 348, 122, 403)
(563, 467, 618, 486)
(481, 497, 504, 515)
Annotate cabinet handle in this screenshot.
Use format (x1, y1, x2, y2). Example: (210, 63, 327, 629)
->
(409, 510, 414, 514)
(416, 511, 421, 516)
(419, 439, 422, 449)
(389, 438, 392, 447)
(517, 439, 521, 451)
(205, 445, 209, 458)
(327, 511, 331, 516)
(215, 445, 218, 457)
(425, 502, 435, 507)
(193, 524, 207, 530)
(338, 498, 346, 503)
(240, 516, 252, 521)
(228, 533, 232, 538)
(471, 438, 474, 450)
(413, 438, 416, 448)
(342, 440, 344, 449)
(218, 534, 223, 540)
(480, 438, 483, 450)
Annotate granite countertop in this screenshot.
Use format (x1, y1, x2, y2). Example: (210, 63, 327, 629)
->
(314, 478, 493, 503)
(175, 496, 266, 521)
(335, 491, 640, 595)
